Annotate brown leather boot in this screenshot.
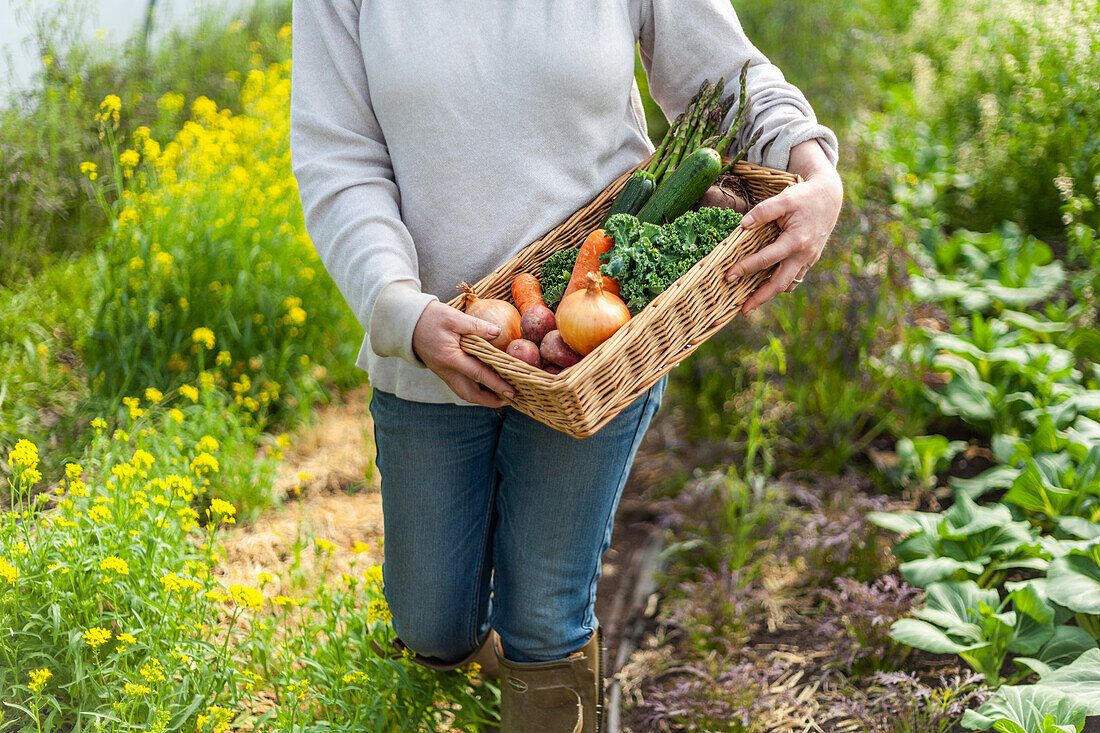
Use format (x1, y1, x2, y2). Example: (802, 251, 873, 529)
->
(496, 628, 603, 733)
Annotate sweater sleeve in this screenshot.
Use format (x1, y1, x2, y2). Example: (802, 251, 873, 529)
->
(637, 0, 838, 171)
(290, 0, 436, 368)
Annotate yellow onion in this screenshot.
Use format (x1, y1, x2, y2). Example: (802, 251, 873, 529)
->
(459, 282, 521, 350)
(556, 272, 631, 356)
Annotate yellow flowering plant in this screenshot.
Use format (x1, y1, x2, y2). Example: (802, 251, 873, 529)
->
(83, 57, 359, 434)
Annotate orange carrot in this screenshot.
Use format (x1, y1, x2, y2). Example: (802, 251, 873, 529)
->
(563, 229, 620, 299)
(511, 273, 547, 315)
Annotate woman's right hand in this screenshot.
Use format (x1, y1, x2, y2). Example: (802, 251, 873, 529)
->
(411, 301, 516, 408)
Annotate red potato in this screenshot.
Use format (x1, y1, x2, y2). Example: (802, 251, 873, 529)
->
(695, 180, 750, 214)
(540, 330, 582, 368)
(521, 304, 556, 345)
(506, 338, 542, 367)
(543, 364, 564, 375)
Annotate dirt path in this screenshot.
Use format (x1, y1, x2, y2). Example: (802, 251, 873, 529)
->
(216, 385, 385, 589)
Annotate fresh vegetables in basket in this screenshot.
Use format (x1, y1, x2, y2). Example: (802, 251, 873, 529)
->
(460, 64, 762, 375)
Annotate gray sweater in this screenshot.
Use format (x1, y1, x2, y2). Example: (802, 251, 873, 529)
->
(290, 0, 838, 404)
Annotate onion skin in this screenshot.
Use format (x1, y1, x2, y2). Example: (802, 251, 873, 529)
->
(556, 272, 631, 356)
(459, 282, 521, 350)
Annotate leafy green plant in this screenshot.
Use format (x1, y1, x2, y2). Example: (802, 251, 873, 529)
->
(880, 434, 966, 493)
(870, 493, 1042, 588)
(961, 683, 1090, 733)
(888, 580, 1077, 687)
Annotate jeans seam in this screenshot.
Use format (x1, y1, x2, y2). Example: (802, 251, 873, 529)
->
(467, 465, 499, 654)
(581, 383, 657, 637)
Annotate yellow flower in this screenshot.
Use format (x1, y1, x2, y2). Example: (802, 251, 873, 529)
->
(143, 138, 162, 161)
(28, 667, 52, 693)
(65, 463, 83, 481)
(366, 598, 392, 625)
(7, 439, 39, 469)
(124, 681, 151, 696)
(197, 436, 219, 453)
(99, 94, 121, 124)
(87, 505, 111, 523)
(364, 564, 384, 585)
(20, 468, 42, 486)
(191, 327, 216, 350)
(315, 538, 336, 555)
(229, 584, 264, 611)
(119, 149, 140, 169)
(168, 408, 184, 423)
(0, 558, 19, 585)
(145, 387, 163, 402)
(192, 96, 218, 119)
(179, 384, 199, 402)
(191, 452, 219, 477)
(157, 91, 184, 113)
(464, 661, 481, 681)
(80, 161, 99, 180)
(132, 449, 155, 470)
(100, 556, 130, 575)
(208, 498, 236, 523)
(257, 571, 274, 586)
(352, 541, 370, 555)
(272, 595, 299, 607)
(342, 670, 368, 685)
(83, 627, 112, 648)
(118, 207, 139, 228)
(91, 417, 108, 432)
(139, 658, 166, 683)
(287, 306, 307, 325)
(117, 632, 137, 646)
(123, 395, 144, 420)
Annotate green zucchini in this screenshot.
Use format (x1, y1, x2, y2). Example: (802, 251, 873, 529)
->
(635, 147, 723, 224)
(604, 171, 656, 224)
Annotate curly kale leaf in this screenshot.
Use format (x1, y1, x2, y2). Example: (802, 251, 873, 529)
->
(600, 208, 742, 313)
(540, 247, 579, 307)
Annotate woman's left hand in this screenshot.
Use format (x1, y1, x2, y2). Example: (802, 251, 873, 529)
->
(724, 139, 843, 315)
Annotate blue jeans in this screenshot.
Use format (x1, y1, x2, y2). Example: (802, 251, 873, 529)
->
(370, 377, 665, 664)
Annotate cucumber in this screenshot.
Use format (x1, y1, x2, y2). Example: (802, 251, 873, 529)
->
(604, 171, 656, 224)
(635, 147, 722, 224)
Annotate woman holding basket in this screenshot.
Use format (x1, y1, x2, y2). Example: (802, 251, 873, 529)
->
(290, 0, 842, 729)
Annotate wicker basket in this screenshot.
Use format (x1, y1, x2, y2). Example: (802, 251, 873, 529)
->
(445, 157, 800, 438)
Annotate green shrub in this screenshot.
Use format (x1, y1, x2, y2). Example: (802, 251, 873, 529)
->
(866, 0, 1100, 235)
